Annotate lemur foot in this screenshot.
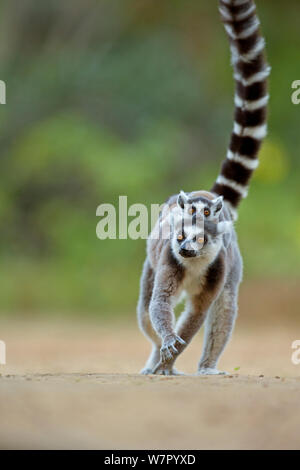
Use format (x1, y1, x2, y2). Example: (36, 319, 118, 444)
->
(160, 334, 186, 362)
(197, 367, 228, 376)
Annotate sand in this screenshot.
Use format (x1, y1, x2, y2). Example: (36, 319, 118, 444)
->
(0, 301, 300, 450)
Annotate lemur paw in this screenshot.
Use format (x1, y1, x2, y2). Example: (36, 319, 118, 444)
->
(160, 335, 186, 362)
(197, 367, 228, 376)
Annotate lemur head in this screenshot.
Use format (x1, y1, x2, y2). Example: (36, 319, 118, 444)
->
(171, 190, 232, 260)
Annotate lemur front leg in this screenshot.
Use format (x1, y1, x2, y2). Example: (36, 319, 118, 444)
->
(152, 297, 207, 375)
(137, 258, 162, 375)
(153, 254, 226, 375)
(149, 256, 186, 375)
(198, 285, 239, 376)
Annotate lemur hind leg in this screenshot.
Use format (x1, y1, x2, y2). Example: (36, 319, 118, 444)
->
(198, 285, 239, 376)
(137, 259, 161, 374)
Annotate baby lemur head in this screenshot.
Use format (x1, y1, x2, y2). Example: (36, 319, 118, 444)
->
(171, 190, 232, 260)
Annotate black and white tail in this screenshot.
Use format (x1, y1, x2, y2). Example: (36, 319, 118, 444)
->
(211, 0, 270, 217)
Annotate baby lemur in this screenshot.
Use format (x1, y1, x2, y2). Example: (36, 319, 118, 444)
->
(137, 0, 269, 375)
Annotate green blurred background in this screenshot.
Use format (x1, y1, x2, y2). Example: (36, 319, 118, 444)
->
(0, 0, 299, 317)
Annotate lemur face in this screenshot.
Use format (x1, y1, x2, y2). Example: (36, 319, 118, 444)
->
(171, 191, 230, 260)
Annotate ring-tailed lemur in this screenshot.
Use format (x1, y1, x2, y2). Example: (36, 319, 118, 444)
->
(137, 0, 269, 375)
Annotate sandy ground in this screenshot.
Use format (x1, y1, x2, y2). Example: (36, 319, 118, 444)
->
(0, 280, 300, 450)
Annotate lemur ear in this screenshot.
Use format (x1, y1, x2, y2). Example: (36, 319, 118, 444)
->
(177, 190, 189, 209)
(212, 196, 223, 215)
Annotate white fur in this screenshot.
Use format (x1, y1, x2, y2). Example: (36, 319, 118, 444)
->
(226, 150, 259, 170)
(233, 122, 268, 140)
(224, 18, 259, 41)
(234, 94, 269, 112)
(216, 175, 248, 198)
(234, 67, 271, 86)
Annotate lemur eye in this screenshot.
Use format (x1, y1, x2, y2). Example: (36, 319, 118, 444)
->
(204, 208, 210, 217)
(188, 206, 196, 215)
(177, 234, 184, 241)
(197, 237, 204, 244)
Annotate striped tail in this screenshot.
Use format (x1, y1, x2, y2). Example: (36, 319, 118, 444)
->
(211, 0, 270, 217)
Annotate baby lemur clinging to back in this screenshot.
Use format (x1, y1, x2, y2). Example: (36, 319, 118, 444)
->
(137, 0, 269, 375)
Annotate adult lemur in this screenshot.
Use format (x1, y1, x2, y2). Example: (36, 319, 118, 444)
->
(137, 0, 269, 375)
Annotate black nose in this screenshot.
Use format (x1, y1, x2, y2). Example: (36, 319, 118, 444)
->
(179, 247, 197, 258)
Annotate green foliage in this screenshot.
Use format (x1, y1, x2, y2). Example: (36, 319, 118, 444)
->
(0, 0, 299, 315)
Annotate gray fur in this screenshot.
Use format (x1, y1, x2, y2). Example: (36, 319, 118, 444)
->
(137, 191, 243, 375)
